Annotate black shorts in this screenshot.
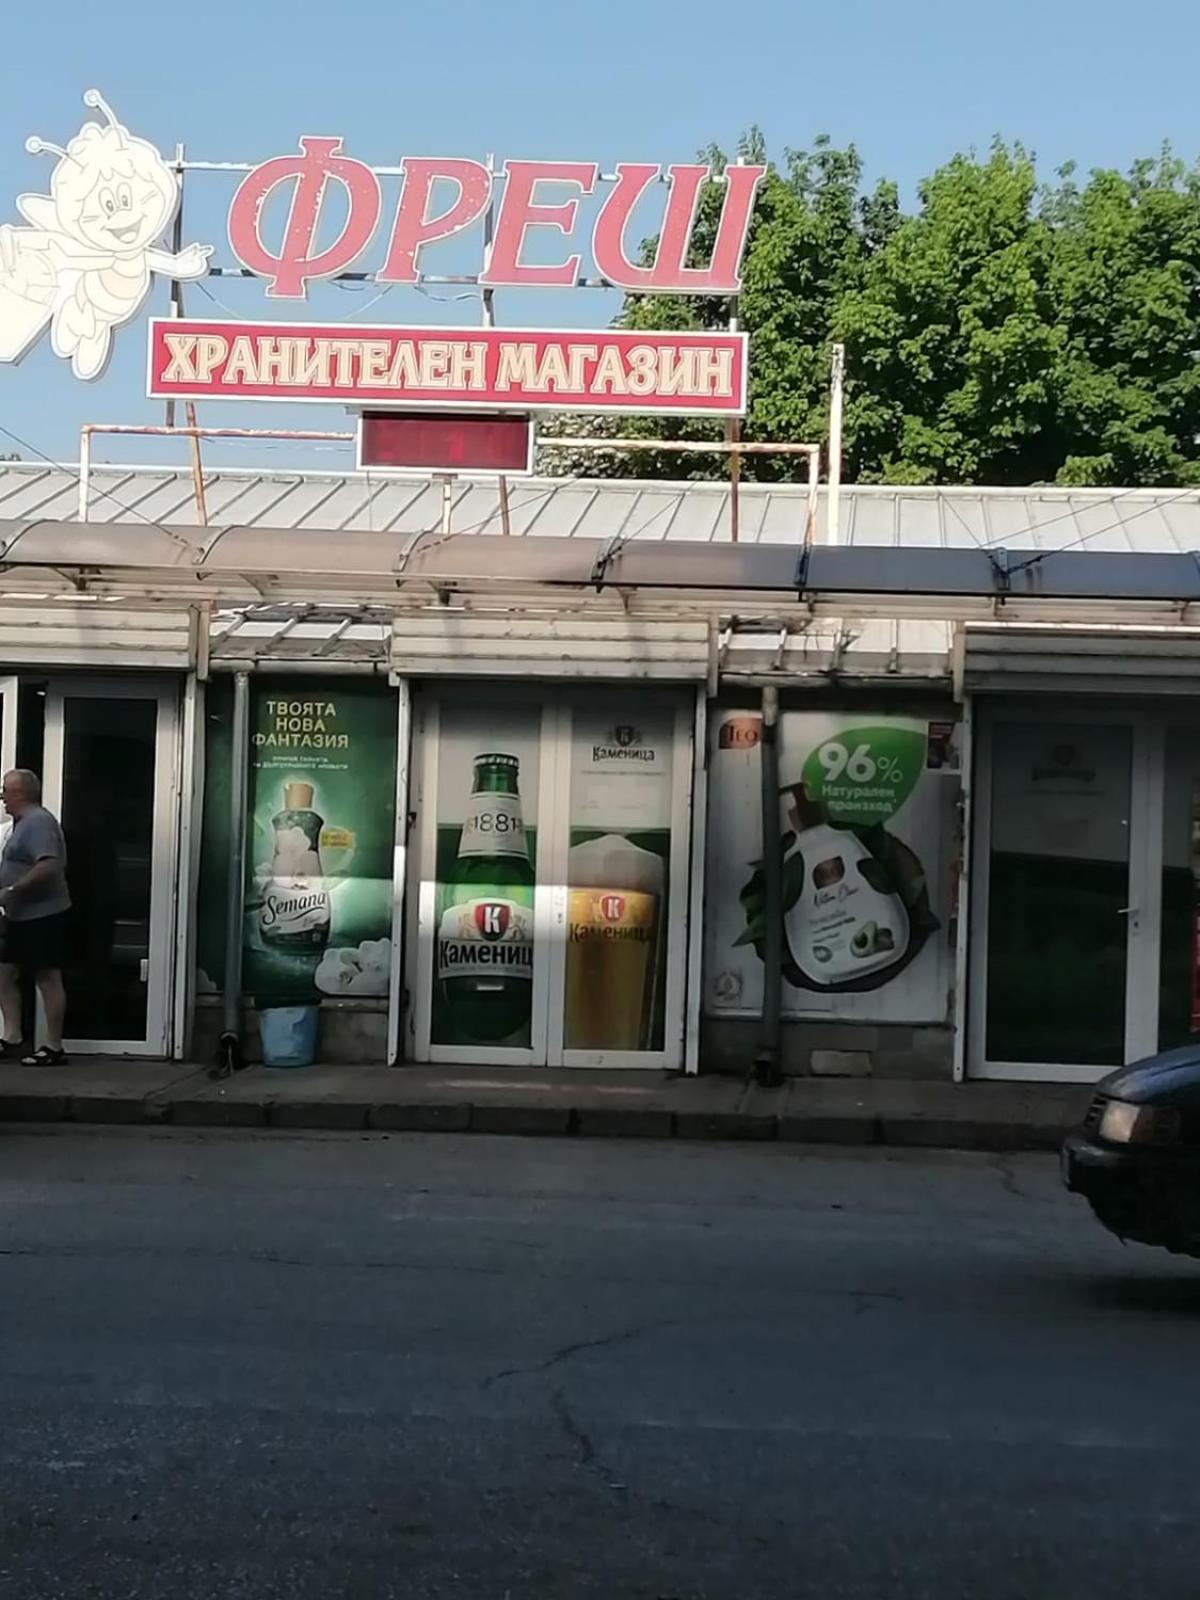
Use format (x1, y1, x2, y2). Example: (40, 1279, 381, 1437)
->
(2, 911, 69, 973)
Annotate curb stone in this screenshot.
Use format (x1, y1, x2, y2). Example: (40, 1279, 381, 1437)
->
(879, 1117, 1059, 1153)
(778, 1115, 882, 1146)
(576, 1107, 675, 1139)
(269, 1101, 369, 1132)
(68, 1095, 169, 1126)
(170, 1099, 270, 1129)
(0, 1095, 69, 1123)
(368, 1103, 472, 1133)
(674, 1112, 777, 1141)
(0, 1086, 1078, 1152)
(470, 1105, 574, 1136)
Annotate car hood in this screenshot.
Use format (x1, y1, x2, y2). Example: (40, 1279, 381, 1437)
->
(1099, 1045, 1200, 1107)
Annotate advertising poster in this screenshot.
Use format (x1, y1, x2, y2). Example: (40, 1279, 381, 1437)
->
(565, 708, 674, 1054)
(195, 680, 397, 1007)
(705, 711, 959, 1024)
(431, 706, 540, 1049)
(429, 700, 675, 1054)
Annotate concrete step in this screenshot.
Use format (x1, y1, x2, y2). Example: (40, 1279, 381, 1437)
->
(0, 1059, 1092, 1151)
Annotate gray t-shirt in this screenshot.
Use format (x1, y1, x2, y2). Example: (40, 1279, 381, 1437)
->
(0, 805, 70, 922)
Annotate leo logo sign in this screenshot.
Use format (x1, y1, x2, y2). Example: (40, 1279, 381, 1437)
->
(0, 90, 212, 379)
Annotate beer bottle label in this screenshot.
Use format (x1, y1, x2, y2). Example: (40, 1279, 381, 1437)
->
(457, 794, 527, 860)
(437, 896, 533, 981)
(261, 881, 332, 945)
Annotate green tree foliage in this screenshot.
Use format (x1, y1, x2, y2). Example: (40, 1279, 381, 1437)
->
(540, 136, 1200, 486)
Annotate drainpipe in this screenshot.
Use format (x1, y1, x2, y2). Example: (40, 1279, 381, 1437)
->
(216, 669, 251, 1076)
(755, 686, 784, 1087)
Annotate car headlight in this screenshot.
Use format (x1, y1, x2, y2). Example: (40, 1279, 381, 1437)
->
(1098, 1100, 1181, 1146)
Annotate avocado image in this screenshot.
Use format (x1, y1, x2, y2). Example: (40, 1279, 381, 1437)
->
(850, 922, 877, 958)
(813, 944, 833, 964)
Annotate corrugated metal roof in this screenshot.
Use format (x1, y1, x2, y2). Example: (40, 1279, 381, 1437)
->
(2, 462, 1199, 554)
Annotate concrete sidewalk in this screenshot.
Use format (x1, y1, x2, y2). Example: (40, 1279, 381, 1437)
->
(0, 1058, 1092, 1151)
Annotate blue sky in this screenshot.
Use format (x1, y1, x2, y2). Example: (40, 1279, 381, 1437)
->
(1, 0, 1197, 473)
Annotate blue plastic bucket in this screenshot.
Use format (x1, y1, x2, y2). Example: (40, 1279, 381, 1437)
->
(259, 1004, 319, 1068)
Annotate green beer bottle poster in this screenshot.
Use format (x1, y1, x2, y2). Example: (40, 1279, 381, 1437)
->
(431, 708, 540, 1048)
(193, 679, 397, 1006)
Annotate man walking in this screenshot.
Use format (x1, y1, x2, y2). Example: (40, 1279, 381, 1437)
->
(0, 770, 70, 1065)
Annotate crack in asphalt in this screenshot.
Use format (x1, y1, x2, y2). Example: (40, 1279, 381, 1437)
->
(990, 1156, 1052, 1205)
(549, 1385, 633, 1499)
(483, 1317, 681, 1390)
(551, 1386, 598, 1469)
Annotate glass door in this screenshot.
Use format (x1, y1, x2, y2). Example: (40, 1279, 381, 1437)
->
(408, 685, 692, 1069)
(547, 695, 691, 1069)
(968, 706, 1158, 1081)
(411, 688, 556, 1067)
(42, 679, 180, 1056)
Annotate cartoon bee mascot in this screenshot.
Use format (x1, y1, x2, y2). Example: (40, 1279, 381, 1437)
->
(0, 89, 212, 379)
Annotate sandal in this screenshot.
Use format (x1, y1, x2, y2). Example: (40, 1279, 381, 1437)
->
(0, 1041, 23, 1061)
(22, 1046, 67, 1067)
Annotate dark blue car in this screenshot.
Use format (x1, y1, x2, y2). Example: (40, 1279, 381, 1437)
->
(1063, 1046, 1200, 1257)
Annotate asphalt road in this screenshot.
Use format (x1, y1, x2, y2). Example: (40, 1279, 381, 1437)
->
(0, 1127, 1198, 1600)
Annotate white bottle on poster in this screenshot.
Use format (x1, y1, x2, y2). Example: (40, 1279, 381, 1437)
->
(783, 787, 910, 985)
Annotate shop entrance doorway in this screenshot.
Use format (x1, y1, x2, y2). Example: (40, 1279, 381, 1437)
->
(407, 685, 694, 1069)
(0, 676, 181, 1057)
(969, 701, 1200, 1081)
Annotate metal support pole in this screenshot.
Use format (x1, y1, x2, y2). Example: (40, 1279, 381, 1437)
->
(481, 158, 512, 535)
(827, 342, 845, 546)
(728, 416, 741, 543)
(78, 428, 91, 523)
(805, 442, 820, 548)
(166, 145, 184, 432)
(166, 146, 207, 523)
(186, 401, 208, 526)
(217, 669, 251, 1076)
(544, 437, 818, 458)
(726, 281, 741, 542)
(754, 685, 784, 1086)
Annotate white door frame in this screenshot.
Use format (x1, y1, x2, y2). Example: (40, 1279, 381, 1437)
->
(170, 673, 203, 1060)
(967, 700, 1159, 1082)
(0, 675, 18, 861)
(0, 674, 17, 781)
(386, 678, 411, 1066)
(42, 676, 181, 1057)
(408, 684, 694, 1070)
(683, 688, 708, 1076)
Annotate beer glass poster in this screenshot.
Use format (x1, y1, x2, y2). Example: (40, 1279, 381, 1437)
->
(705, 712, 959, 1024)
(566, 705, 673, 1055)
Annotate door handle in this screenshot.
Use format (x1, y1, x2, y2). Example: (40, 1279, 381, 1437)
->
(1117, 907, 1138, 917)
